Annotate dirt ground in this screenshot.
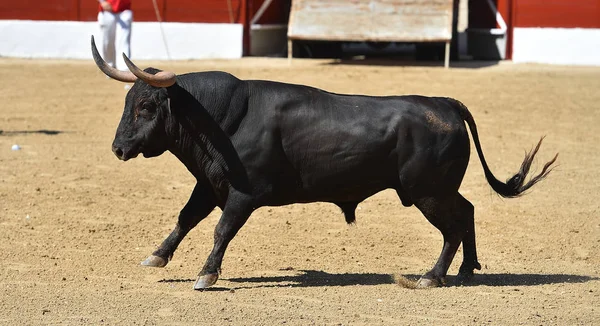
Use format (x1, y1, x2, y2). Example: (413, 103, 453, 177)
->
(1, 57, 599, 325)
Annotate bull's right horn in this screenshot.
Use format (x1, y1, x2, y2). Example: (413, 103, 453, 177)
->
(122, 53, 177, 88)
(91, 36, 137, 83)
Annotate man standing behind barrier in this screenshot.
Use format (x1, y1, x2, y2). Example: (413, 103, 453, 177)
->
(97, 0, 132, 71)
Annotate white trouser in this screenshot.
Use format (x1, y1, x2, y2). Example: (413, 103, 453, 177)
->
(98, 10, 132, 71)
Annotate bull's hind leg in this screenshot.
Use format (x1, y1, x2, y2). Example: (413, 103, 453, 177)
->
(414, 194, 466, 288)
(456, 194, 481, 284)
(194, 192, 253, 290)
(142, 183, 216, 267)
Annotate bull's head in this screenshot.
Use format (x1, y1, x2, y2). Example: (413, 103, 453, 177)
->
(91, 36, 178, 161)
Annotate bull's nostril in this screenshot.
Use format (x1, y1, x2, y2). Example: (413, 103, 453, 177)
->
(113, 147, 124, 158)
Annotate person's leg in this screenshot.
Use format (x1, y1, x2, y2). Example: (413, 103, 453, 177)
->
(115, 10, 133, 71)
(98, 11, 117, 68)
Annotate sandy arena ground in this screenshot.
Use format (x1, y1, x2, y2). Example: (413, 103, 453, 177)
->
(1, 57, 599, 325)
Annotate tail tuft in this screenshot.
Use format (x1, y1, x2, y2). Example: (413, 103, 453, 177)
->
(501, 137, 558, 198)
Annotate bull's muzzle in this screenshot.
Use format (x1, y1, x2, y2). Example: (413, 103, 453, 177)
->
(112, 143, 139, 161)
(112, 144, 125, 160)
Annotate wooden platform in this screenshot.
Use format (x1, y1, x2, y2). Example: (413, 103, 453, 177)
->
(287, 0, 454, 67)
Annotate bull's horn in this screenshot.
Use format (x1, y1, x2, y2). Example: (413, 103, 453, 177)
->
(122, 53, 177, 88)
(91, 36, 137, 83)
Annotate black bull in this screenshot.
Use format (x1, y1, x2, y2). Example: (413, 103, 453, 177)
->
(91, 37, 557, 290)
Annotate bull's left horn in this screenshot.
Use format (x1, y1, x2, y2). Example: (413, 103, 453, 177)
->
(91, 36, 137, 83)
(122, 54, 177, 88)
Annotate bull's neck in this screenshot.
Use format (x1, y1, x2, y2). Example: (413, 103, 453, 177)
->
(179, 74, 249, 129)
(166, 81, 250, 195)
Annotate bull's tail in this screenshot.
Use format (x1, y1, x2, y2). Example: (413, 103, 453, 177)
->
(451, 99, 558, 198)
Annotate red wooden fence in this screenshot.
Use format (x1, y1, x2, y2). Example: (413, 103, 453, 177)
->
(0, 0, 290, 55)
(512, 0, 600, 29)
(0, 0, 288, 24)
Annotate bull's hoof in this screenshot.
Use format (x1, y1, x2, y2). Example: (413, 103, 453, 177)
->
(194, 273, 219, 290)
(456, 271, 475, 285)
(140, 255, 168, 268)
(416, 276, 446, 288)
(456, 261, 481, 285)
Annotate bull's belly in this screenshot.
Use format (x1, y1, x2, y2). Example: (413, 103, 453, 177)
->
(265, 164, 398, 205)
(296, 182, 392, 203)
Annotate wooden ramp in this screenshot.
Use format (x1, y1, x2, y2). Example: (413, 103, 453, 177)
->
(287, 0, 454, 67)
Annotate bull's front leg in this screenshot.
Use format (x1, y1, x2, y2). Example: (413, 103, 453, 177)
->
(141, 183, 216, 267)
(194, 191, 253, 290)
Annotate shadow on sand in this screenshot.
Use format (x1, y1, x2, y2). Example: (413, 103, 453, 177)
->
(158, 270, 598, 291)
(452, 273, 599, 287)
(227, 270, 396, 288)
(324, 58, 501, 69)
(0, 129, 65, 136)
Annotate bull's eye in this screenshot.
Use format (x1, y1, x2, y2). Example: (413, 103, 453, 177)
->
(139, 108, 155, 120)
(135, 103, 156, 120)
(142, 103, 154, 112)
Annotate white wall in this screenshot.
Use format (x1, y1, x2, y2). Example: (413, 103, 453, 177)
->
(513, 27, 600, 66)
(0, 20, 243, 60)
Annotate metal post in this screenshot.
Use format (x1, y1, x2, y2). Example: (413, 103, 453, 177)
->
(288, 40, 293, 65)
(444, 41, 450, 68)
